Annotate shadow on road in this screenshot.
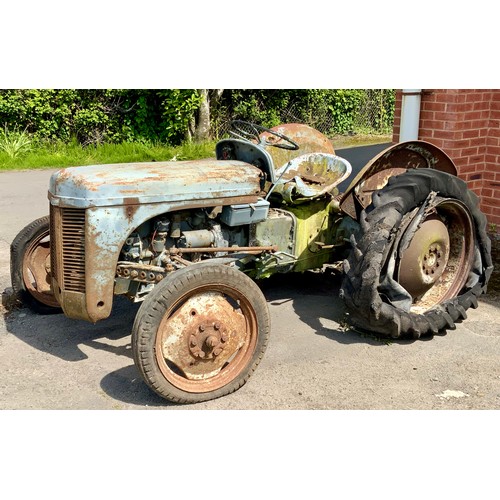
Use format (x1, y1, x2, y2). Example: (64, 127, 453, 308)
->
(4, 295, 140, 362)
(258, 270, 409, 346)
(100, 364, 173, 407)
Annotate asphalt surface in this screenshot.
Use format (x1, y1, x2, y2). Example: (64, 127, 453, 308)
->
(1, 151, 499, 410)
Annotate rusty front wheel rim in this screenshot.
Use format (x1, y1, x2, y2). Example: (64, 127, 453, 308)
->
(22, 230, 59, 308)
(396, 198, 475, 312)
(155, 284, 258, 394)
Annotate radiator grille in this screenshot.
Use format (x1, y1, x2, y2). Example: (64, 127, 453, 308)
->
(61, 208, 86, 292)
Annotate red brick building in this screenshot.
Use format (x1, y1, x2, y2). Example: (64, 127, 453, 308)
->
(392, 89, 500, 234)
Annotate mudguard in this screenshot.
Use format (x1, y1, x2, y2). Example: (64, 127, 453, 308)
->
(339, 141, 458, 220)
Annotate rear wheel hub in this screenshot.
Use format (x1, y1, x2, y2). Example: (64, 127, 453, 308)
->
(396, 198, 475, 311)
(398, 218, 450, 298)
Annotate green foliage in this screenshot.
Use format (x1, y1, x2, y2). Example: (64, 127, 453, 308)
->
(216, 90, 295, 129)
(0, 125, 33, 158)
(327, 90, 364, 134)
(159, 89, 203, 142)
(0, 89, 395, 151)
(0, 89, 203, 146)
(212, 89, 395, 137)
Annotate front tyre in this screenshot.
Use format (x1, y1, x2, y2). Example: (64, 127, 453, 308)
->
(341, 169, 493, 339)
(132, 263, 270, 404)
(10, 216, 61, 314)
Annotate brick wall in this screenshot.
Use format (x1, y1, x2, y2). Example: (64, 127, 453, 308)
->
(392, 89, 500, 233)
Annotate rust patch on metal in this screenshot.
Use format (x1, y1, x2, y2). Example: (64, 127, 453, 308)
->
(68, 173, 101, 192)
(75, 160, 260, 189)
(123, 197, 140, 223)
(188, 315, 230, 360)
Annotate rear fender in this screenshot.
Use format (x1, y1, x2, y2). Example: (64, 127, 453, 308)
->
(339, 141, 457, 220)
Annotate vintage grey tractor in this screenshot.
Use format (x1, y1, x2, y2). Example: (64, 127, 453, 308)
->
(10, 121, 493, 403)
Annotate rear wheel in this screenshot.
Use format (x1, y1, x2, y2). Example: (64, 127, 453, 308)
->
(132, 263, 270, 403)
(341, 169, 493, 339)
(10, 216, 61, 314)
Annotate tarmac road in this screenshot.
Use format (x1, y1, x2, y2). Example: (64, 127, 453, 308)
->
(1, 162, 499, 410)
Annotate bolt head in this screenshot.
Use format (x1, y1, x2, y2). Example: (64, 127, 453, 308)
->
(205, 335, 219, 348)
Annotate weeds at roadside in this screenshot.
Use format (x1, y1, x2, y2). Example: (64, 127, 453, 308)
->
(0, 125, 33, 159)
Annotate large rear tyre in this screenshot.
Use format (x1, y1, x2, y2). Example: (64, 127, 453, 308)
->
(341, 169, 493, 339)
(132, 263, 270, 404)
(10, 216, 61, 314)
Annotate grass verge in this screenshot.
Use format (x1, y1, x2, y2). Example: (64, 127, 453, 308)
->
(330, 134, 392, 149)
(0, 140, 218, 171)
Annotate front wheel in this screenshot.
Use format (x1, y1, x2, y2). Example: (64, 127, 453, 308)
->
(341, 169, 493, 339)
(132, 263, 270, 404)
(10, 216, 61, 314)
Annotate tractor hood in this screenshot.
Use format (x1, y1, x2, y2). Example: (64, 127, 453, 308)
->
(48, 159, 262, 208)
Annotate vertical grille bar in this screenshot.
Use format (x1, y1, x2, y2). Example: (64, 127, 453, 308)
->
(61, 208, 86, 292)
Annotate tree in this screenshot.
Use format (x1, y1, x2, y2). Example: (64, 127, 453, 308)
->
(190, 89, 224, 142)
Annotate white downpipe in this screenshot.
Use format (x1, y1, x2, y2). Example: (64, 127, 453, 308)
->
(400, 89, 422, 142)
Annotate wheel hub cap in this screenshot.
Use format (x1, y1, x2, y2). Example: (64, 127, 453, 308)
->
(398, 218, 450, 299)
(160, 291, 246, 380)
(189, 322, 229, 359)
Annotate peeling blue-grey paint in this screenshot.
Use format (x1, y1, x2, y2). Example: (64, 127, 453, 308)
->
(49, 159, 262, 208)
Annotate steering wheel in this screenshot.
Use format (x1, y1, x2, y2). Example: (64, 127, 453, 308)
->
(230, 120, 299, 150)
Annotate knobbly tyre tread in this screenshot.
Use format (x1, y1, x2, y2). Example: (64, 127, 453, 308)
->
(340, 169, 493, 339)
(10, 215, 62, 315)
(131, 262, 270, 404)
